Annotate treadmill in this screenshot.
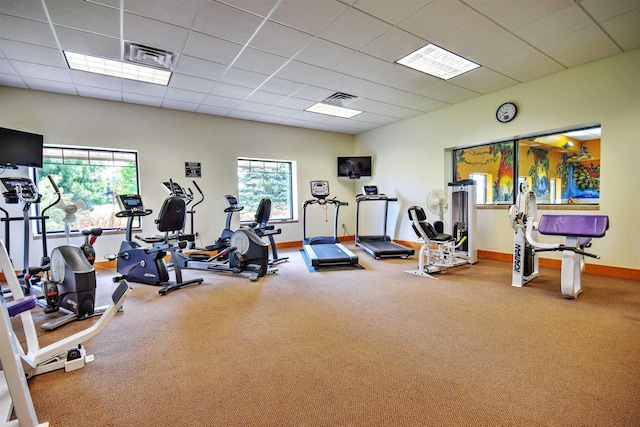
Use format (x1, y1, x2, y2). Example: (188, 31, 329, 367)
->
(302, 180, 359, 268)
(355, 185, 415, 259)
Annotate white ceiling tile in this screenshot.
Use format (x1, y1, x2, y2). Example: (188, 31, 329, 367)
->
(246, 90, 287, 105)
(489, 47, 565, 82)
(193, 1, 263, 44)
(0, 0, 48, 21)
(579, 0, 640, 21)
(392, 71, 443, 94)
(360, 28, 427, 62)
(464, 34, 532, 67)
(409, 97, 452, 113)
(69, 70, 122, 91)
(433, 16, 508, 56)
(165, 87, 207, 104)
(351, 112, 400, 126)
(0, 40, 65, 68)
(196, 105, 232, 116)
(10, 60, 72, 83)
(321, 9, 392, 50)
(122, 79, 168, 97)
(364, 63, 425, 87)
(75, 85, 122, 102)
(276, 96, 315, 110)
(233, 48, 289, 75)
(226, 110, 259, 120)
(258, 77, 306, 96)
(0, 59, 17, 75)
(452, 67, 519, 94)
(354, 0, 433, 25)
(123, 13, 190, 53)
(514, 5, 593, 47)
(332, 53, 388, 78)
(274, 61, 325, 84)
(220, 67, 269, 89)
(122, 92, 163, 107)
(249, 21, 315, 57)
(55, 26, 121, 60)
(169, 74, 217, 93)
(269, 0, 349, 35)
(291, 85, 335, 102)
(418, 82, 478, 104)
(482, 0, 575, 31)
(161, 98, 199, 112)
(600, 8, 640, 50)
(537, 25, 622, 67)
(398, 0, 478, 40)
(218, 0, 281, 18)
(294, 38, 355, 68)
(22, 77, 77, 95)
(124, 0, 201, 28)
(47, 0, 119, 37)
(174, 56, 227, 81)
(202, 95, 241, 109)
(183, 33, 243, 65)
(0, 74, 27, 88)
(312, 70, 360, 93)
(209, 82, 254, 99)
(0, 15, 57, 48)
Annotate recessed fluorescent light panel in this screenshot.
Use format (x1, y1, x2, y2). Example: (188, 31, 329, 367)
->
(64, 51, 172, 85)
(396, 43, 480, 80)
(305, 103, 363, 119)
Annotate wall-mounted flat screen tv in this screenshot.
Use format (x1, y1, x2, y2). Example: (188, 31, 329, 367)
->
(337, 156, 372, 179)
(0, 127, 44, 168)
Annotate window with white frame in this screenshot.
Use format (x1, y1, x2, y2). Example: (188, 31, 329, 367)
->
(237, 158, 295, 222)
(35, 146, 139, 233)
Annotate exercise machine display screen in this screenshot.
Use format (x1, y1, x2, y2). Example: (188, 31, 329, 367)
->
(118, 194, 145, 213)
(310, 180, 329, 198)
(363, 185, 378, 196)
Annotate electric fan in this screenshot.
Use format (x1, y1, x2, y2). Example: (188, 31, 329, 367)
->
(426, 188, 448, 222)
(55, 197, 89, 243)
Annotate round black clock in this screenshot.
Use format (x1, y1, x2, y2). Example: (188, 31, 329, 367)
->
(496, 102, 517, 123)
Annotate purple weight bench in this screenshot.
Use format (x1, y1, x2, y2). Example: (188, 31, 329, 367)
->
(528, 214, 610, 298)
(6, 295, 38, 317)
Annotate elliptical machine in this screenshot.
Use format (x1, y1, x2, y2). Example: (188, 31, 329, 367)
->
(1, 175, 100, 330)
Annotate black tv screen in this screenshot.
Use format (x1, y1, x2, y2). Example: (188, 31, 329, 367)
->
(337, 156, 372, 178)
(0, 127, 44, 168)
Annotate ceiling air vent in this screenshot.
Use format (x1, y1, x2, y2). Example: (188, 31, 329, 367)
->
(124, 42, 176, 71)
(323, 92, 360, 107)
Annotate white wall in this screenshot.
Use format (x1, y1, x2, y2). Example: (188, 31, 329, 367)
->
(0, 87, 356, 269)
(355, 49, 640, 270)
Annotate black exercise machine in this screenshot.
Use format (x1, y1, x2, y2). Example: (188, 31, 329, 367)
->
(355, 185, 414, 259)
(111, 193, 203, 295)
(302, 180, 358, 268)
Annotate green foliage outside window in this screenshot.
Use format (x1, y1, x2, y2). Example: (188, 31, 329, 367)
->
(237, 158, 293, 222)
(35, 147, 139, 233)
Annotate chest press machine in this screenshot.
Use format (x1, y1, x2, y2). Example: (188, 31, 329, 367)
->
(509, 182, 609, 299)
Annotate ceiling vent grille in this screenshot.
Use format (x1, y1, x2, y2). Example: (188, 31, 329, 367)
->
(124, 42, 176, 71)
(323, 92, 360, 107)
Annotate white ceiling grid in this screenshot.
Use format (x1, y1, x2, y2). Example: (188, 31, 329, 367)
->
(0, 0, 638, 134)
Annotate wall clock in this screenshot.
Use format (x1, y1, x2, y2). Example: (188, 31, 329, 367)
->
(496, 102, 517, 123)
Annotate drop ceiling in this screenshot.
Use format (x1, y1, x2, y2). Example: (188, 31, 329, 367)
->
(1, 0, 638, 135)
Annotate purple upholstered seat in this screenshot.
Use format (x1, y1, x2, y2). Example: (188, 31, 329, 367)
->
(538, 215, 609, 246)
(6, 295, 37, 317)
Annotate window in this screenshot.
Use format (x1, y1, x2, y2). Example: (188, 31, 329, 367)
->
(237, 158, 295, 222)
(35, 146, 139, 233)
(454, 125, 601, 206)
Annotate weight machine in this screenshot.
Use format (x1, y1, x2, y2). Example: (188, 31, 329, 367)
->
(509, 182, 609, 299)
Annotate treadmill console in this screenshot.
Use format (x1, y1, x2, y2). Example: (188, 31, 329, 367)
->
(310, 180, 330, 199)
(362, 185, 378, 196)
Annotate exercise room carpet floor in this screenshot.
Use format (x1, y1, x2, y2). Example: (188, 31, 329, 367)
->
(10, 246, 640, 427)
